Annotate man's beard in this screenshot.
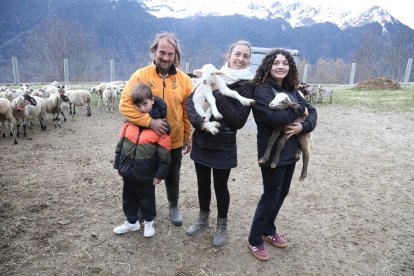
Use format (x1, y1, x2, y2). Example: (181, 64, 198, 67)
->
(156, 62, 170, 74)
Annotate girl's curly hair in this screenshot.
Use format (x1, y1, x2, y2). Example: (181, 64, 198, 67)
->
(253, 49, 299, 91)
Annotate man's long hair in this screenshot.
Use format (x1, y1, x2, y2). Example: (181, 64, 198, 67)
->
(150, 32, 181, 67)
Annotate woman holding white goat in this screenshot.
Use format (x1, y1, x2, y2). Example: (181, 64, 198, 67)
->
(185, 40, 255, 247)
(246, 49, 317, 261)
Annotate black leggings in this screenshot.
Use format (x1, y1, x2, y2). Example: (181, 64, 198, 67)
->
(194, 162, 231, 218)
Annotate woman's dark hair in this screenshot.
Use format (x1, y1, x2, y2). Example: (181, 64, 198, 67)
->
(253, 49, 299, 90)
(131, 83, 153, 105)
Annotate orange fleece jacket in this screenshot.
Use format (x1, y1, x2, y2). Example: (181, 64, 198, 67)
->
(119, 63, 193, 149)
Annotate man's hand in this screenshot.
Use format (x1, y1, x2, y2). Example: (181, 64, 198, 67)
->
(150, 118, 168, 136)
(153, 178, 161, 185)
(182, 141, 192, 155)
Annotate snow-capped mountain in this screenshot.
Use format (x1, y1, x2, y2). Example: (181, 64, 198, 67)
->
(137, 0, 398, 30)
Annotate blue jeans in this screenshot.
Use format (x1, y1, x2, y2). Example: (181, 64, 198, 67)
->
(248, 163, 295, 246)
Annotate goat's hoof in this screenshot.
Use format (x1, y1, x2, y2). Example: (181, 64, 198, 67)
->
(258, 158, 266, 164)
(270, 163, 277, 168)
(14, 140, 18, 145)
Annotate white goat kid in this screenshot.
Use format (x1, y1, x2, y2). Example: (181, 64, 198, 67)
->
(192, 64, 255, 134)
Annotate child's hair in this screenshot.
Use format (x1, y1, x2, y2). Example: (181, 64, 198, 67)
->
(130, 83, 153, 105)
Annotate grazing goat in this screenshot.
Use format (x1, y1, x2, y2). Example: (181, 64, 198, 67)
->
(258, 92, 311, 181)
(192, 64, 255, 134)
(317, 87, 334, 103)
(298, 82, 321, 104)
(0, 98, 17, 144)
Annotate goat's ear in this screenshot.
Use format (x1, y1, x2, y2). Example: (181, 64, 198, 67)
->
(193, 69, 203, 77)
(215, 71, 225, 77)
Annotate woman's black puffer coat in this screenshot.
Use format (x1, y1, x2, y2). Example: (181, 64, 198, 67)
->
(185, 80, 254, 169)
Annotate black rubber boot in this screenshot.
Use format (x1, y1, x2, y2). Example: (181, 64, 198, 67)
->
(167, 185, 182, 226)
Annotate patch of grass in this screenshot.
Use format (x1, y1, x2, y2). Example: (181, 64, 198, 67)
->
(321, 85, 414, 112)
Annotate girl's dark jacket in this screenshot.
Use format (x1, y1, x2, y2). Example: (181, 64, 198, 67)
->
(253, 82, 317, 167)
(185, 80, 254, 169)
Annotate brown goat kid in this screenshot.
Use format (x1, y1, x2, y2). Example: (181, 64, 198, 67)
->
(258, 92, 311, 181)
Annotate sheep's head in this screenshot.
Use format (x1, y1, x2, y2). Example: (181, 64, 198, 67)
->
(193, 64, 224, 85)
(16, 93, 37, 111)
(60, 93, 69, 102)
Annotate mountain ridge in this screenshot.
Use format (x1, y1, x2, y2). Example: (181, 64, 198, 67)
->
(0, 0, 413, 82)
(136, 0, 409, 30)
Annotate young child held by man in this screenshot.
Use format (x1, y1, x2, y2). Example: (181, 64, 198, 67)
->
(113, 83, 171, 237)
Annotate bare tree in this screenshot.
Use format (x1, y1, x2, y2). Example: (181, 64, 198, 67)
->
(27, 18, 100, 82)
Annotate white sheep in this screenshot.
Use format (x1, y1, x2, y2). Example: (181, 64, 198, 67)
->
(102, 84, 117, 112)
(259, 92, 311, 181)
(58, 86, 91, 117)
(42, 94, 65, 127)
(31, 89, 50, 98)
(2, 89, 22, 102)
(0, 98, 17, 144)
(90, 82, 108, 109)
(42, 84, 59, 95)
(10, 93, 46, 137)
(192, 64, 255, 133)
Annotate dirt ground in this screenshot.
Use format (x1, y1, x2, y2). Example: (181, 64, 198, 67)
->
(1, 102, 413, 275)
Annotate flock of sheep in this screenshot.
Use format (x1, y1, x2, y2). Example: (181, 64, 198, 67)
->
(0, 77, 331, 146)
(0, 81, 125, 144)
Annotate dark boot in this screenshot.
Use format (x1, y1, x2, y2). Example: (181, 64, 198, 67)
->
(185, 211, 209, 236)
(212, 217, 227, 247)
(167, 187, 182, 226)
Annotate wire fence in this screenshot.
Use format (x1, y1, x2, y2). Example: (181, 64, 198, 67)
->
(2, 56, 413, 85)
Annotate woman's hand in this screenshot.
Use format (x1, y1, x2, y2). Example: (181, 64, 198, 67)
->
(153, 178, 161, 185)
(286, 122, 303, 138)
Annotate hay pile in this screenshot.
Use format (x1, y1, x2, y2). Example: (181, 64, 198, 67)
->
(355, 77, 401, 90)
